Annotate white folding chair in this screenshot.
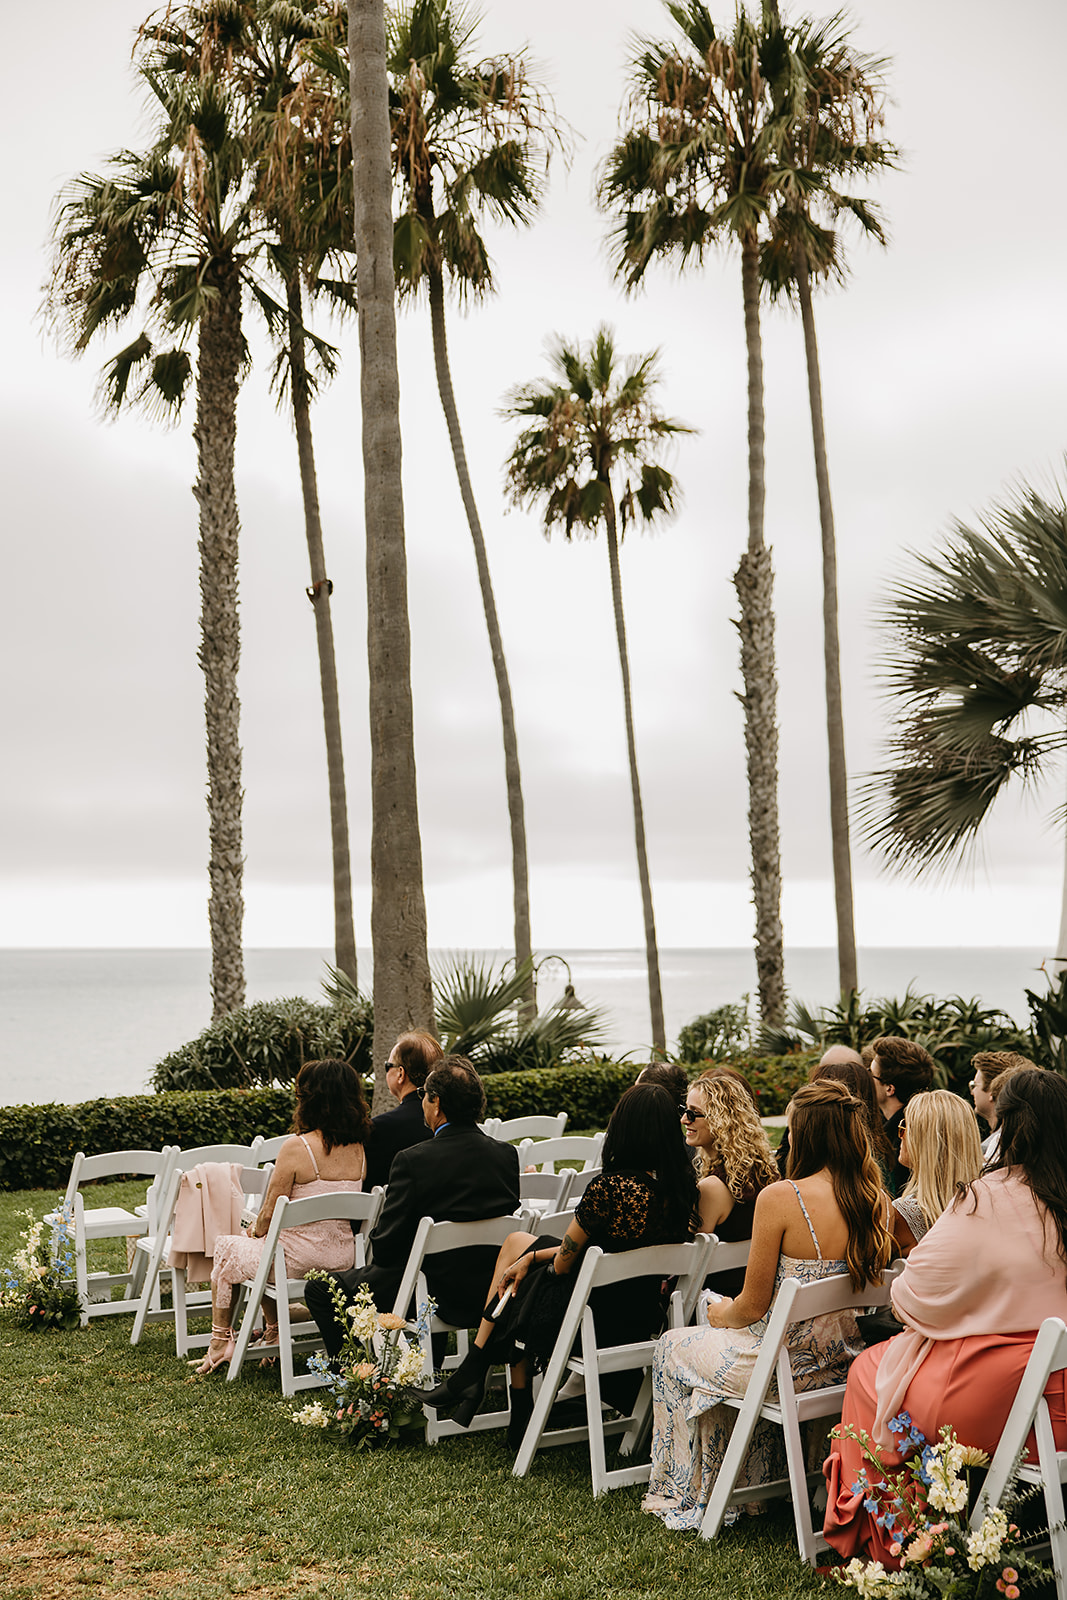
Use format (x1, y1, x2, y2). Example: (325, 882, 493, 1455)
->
(971, 1316, 1067, 1599)
(130, 1144, 261, 1345)
(513, 1235, 714, 1494)
(392, 1211, 535, 1443)
(227, 1187, 386, 1396)
(697, 1266, 902, 1563)
(517, 1133, 604, 1174)
(492, 1114, 568, 1143)
(477, 1118, 501, 1137)
(250, 1134, 292, 1164)
(564, 1168, 603, 1206)
(53, 1147, 178, 1325)
(519, 1169, 575, 1215)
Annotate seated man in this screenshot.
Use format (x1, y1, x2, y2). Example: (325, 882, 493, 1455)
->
(363, 1030, 442, 1189)
(305, 1054, 520, 1356)
(869, 1034, 935, 1195)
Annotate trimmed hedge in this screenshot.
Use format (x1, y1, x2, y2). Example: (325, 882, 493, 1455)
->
(0, 1052, 812, 1190)
(150, 995, 373, 1091)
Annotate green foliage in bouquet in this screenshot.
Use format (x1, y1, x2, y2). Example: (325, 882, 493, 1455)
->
(291, 1278, 431, 1449)
(1, 1206, 81, 1332)
(832, 1411, 1050, 1598)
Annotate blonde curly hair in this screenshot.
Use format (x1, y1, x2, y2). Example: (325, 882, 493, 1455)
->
(689, 1072, 779, 1195)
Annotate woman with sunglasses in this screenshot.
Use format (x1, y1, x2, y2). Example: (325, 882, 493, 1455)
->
(682, 1072, 779, 1296)
(643, 1079, 893, 1532)
(892, 1089, 983, 1256)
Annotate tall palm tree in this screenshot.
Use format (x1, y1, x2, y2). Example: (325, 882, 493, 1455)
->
(759, 15, 897, 998)
(600, 0, 805, 1026)
(48, 65, 262, 1016)
(503, 327, 693, 1055)
(145, 0, 361, 985)
(348, 0, 436, 1106)
(861, 476, 1067, 966)
(386, 0, 564, 1013)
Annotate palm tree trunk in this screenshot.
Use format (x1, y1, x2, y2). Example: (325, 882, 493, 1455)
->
(602, 485, 666, 1053)
(733, 234, 785, 1026)
(194, 256, 245, 1018)
(348, 0, 435, 1110)
(285, 273, 358, 986)
(426, 267, 534, 1015)
(794, 243, 858, 998)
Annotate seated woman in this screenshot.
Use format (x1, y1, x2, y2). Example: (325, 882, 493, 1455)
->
(682, 1072, 780, 1296)
(823, 1069, 1067, 1567)
(423, 1081, 699, 1445)
(891, 1089, 983, 1256)
(776, 1057, 895, 1186)
(193, 1058, 371, 1375)
(642, 1079, 893, 1533)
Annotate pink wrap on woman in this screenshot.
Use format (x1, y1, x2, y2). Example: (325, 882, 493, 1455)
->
(823, 1168, 1067, 1565)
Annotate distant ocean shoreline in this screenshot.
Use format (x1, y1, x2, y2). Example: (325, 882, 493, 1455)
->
(0, 945, 1050, 1108)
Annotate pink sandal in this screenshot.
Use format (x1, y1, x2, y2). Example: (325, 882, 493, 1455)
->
(192, 1324, 235, 1376)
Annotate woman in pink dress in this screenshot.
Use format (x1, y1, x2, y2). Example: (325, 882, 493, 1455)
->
(824, 1068, 1067, 1566)
(194, 1058, 371, 1375)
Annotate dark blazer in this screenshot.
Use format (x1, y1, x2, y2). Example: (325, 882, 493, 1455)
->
(366, 1122, 520, 1325)
(363, 1091, 432, 1189)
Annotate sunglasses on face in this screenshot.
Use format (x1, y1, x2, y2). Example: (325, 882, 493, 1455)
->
(897, 1120, 907, 1138)
(679, 1106, 706, 1123)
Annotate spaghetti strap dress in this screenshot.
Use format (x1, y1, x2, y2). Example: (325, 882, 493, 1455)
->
(210, 1136, 364, 1309)
(642, 1181, 864, 1531)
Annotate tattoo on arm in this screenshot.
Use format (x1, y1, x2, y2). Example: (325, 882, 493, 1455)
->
(558, 1234, 580, 1259)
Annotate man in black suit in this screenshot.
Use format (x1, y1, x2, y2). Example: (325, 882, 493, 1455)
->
(363, 1030, 442, 1188)
(305, 1055, 519, 1356)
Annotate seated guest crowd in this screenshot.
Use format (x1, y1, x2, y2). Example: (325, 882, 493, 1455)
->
(188, 1026, 1065, 1570)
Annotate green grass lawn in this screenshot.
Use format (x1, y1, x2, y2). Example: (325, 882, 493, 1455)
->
(0, 1182, 823, 1600)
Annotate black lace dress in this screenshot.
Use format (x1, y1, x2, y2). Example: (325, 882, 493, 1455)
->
(489, 1169, 690, 1402)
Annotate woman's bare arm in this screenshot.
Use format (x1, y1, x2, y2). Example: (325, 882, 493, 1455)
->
(704, 1184, 789, 1329)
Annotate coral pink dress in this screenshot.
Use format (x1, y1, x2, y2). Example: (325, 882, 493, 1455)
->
(210, 1135, 364, 1308)
(823, 1170, 1067, 1567)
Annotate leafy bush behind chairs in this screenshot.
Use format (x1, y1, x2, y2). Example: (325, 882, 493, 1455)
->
(756, 987, 1034, 1096)
(0, 1088, 297, 1192)
(676, 1003, 752, 1064)
(0, 1062, 643, 1192)
(149, 993, 374, 1091)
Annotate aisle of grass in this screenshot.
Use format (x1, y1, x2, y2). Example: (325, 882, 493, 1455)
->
(0, 1185, 823, 1600)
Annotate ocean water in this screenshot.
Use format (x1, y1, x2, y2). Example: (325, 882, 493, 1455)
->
(0, 945, 1050, 1108)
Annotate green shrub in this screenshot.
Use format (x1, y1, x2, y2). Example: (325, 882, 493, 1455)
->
(0, 1089, 297, 1191)
(150, 994, 373, 1091)
(483, 1060, 638, 1124)
(677, 1004, 751, 1064)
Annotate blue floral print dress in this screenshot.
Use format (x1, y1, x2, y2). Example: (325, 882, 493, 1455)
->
(642, 1181, 864, 1532)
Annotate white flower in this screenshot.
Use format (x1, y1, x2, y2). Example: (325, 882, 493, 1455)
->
(966, 1508, 1008, 1570)
(835, 1557, 906, 1597)
(925, 1441, 969, 1514)
(394, 1344, 428, 1387)
(292, 1401, 330, 1429)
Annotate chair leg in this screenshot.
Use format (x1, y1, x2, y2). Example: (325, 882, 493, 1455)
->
(582, 1311, 610, 1499)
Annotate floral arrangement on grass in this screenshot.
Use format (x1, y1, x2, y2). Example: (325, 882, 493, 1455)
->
(0, 1206, 81, 1332)
(292, 1277, 432, 1449)
(832, 1411, 1050, 1598)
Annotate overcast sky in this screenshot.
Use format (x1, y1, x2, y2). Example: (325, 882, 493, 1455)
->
(2, 0, 1065, 963)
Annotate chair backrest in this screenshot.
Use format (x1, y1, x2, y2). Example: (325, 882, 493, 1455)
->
(973, 1316, 1067, 1518)
(563, 1167, 602, 1205)
(173, 1144, 261, 1170)
(63, 1147, 177, 1208)
(390, 1211, 535, 1325)
(537, 1209, 575, 1239)
(693, 1234, 751, 1321)
(517, 1133, 605, 1173)
(519, 1170, 574, 1212)
(250, 1134, 291, 1164)
(493, 1113, 568, 1143)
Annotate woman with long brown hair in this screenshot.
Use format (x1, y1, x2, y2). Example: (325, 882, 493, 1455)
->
(643, 1080, 893, 1531)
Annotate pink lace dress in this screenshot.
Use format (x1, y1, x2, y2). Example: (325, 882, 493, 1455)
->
(211, 1135, 364, 1308)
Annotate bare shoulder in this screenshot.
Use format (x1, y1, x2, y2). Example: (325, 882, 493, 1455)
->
(753, 1179, 798, 1216)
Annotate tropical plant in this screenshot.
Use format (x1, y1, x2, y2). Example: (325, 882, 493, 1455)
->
(47, 59, 266, 1016)
(143, 0, 361, 985)
(600, 0, 806, 1027)
(150, 991, 374, 1090)
(1024, 964, 1067, 1074)
(348, 0, 436, 1109)
(860, 475, 1067, 969)
(503, 327, 693, 1055)
(382, 0, 567, 1012)
(676, 1002, 752, 1063)
(759, 14, 897, 998)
